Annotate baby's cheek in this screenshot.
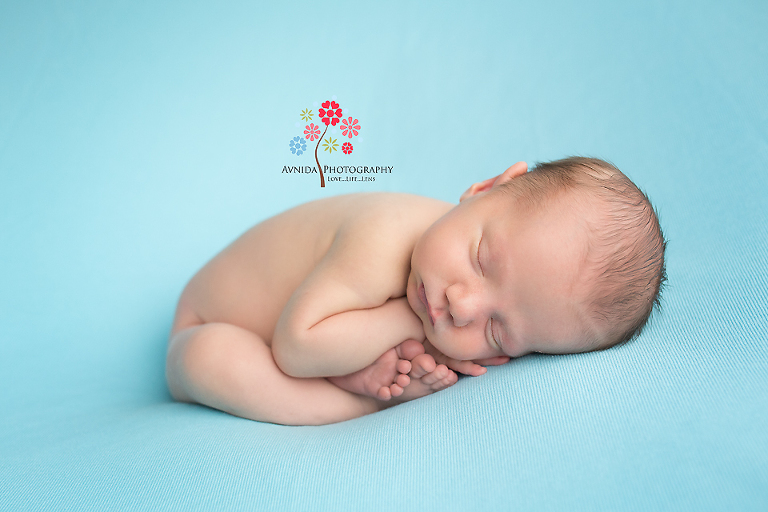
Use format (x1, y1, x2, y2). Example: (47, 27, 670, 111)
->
(427, 333, 468, 360)
(415, 322, 427, 342)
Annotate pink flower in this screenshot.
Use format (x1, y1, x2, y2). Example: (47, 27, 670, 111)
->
(304, 123, 321, 141)
(319, 100, 342, 126)
(342, 142, 353, 154)
(340, 117, 361, 138)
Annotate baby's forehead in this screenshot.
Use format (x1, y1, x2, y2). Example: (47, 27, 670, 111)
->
(484, 190, 593, 236)
(488, 196, 596, 283)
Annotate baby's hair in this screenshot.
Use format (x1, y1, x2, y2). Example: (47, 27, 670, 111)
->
(498, 156, 668, 350)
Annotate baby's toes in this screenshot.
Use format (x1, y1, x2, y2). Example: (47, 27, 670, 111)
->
(432, 369, 458, 390)
(396, 359, 412, 375)
(395, 373, 410, 388)
(422, 364, 455, 386)
(389, 383, 404, 398)
(396, 339, 425, 360)
(409, 354, 437, 379)
(376, 386, 393, 401)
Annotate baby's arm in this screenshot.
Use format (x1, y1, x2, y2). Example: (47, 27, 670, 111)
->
(272, 226, 424, 379)
(274, 296, 423, 378)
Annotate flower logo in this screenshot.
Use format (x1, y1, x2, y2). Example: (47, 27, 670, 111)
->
(322, 137, 339, 153)
(304, 123, 321, 141)
(289, 97, 363, 187)
(319, 101, 343, 126)
(289, 136, 307, 156)
(340, 117, 361, 138)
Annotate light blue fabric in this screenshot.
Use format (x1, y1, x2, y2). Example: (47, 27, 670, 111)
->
(1, 0, 767, 510)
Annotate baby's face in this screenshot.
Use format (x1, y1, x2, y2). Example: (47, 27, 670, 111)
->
(407, 185, 594, 362)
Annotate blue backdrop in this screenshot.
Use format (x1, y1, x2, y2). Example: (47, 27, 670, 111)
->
(1, 1, 767, 510)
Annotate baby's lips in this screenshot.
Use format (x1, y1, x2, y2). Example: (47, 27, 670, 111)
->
(418, 283, 435, 326)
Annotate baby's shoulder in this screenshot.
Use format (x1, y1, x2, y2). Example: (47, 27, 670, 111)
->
(335, 192, 451, 237)
(321, 193, 450, 297)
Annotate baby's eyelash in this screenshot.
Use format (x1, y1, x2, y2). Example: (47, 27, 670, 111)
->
(477, 235, 483, 275)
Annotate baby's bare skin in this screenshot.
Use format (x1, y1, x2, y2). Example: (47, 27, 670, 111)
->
(167, 161, 591, 424)
(168, 193, 458, 421)
(177, 193, 448, 342)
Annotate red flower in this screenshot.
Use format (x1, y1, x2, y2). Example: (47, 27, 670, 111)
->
(342, 142, 353, 154)
(319, 100, 342, 126)
(340, 117, 361, 138)
(304, 123, 321, 141)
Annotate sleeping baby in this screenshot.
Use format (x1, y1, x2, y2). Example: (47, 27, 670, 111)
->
(165, 157, 667, 425)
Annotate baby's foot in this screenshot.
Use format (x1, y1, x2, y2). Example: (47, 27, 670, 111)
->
(327, 339, 425, 400)
(393, 353, 459, 403)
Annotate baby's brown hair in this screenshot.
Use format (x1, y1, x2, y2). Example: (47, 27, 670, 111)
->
(499, 156, 668, 349)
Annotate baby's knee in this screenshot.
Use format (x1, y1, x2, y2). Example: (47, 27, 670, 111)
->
(167, 323, 271, 403)
(166, 324, 230, 402)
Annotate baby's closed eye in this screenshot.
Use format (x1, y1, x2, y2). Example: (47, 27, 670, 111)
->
(476, 234, 484, 275)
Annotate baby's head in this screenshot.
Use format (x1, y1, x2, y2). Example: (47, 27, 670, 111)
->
(407, 157, 667, 361)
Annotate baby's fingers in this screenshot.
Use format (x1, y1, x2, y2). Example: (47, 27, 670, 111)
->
(444, 358, 487, 377)
(473, 356, 511, 367)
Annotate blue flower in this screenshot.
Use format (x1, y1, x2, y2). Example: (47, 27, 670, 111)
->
(290, 136, 307, 156)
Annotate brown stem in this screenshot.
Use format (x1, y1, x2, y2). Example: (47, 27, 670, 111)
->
(315, 125, 329, 188)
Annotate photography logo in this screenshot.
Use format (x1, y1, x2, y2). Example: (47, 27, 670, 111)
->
(284, 96, 391, 187)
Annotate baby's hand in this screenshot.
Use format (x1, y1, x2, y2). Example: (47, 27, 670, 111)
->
(422, 340, 510, 377)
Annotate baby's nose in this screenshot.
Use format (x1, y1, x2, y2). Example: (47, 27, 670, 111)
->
(446, 284, 481, 327)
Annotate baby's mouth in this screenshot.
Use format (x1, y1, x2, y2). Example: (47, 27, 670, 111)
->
(418, 282, 435, 326)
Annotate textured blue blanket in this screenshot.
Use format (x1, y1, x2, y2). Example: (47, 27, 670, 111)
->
(1, 0, 766, 510)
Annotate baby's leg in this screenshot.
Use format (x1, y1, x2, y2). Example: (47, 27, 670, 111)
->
(327, 339, 425, 400)
(166, 322, 378, 425)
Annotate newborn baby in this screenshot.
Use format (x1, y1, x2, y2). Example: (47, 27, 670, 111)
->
(166, 157, 667, 425)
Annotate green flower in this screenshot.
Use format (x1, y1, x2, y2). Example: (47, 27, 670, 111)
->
(322, 137, 339, 153)
(301, 108, 313, 121)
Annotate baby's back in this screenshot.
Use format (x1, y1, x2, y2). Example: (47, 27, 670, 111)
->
(176, 193, 452, 343)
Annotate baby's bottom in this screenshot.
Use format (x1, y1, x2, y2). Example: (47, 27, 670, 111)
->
(166, 322, 379, 425)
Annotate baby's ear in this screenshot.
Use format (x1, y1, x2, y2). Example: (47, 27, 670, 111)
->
(460, 176, 497, 202)
(459, 162, 528, 202)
